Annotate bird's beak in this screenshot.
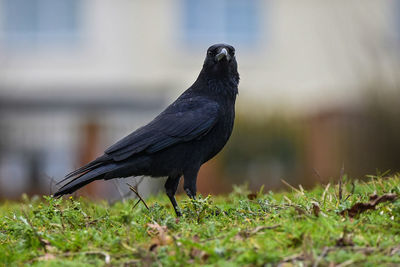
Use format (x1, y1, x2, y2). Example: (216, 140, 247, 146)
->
(216, 48, 231, 62)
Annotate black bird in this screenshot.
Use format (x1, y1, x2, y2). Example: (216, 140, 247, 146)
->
(54, 44, 239, 216)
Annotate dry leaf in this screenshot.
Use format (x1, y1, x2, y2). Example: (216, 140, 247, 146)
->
(37, 253, 56, 261)
(312, 202, 320, 217)
(369, 194, 378, 201)
(235, 225, 280, 240)
(149, 243, 159, 252)
(147, 222, 173, 251)
(247, 193, 257, 200)
(335, 227, 354, 247)
(335, 236, 354, 247)
(340, 193, 397, 217)
(190, 248, 209, 261)
(293, 205, 306, 215)
(192, 234, 200, 242)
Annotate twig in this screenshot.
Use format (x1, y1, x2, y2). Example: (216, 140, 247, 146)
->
(248, 225, 280, 233)
(339, 163, 345, 203)
(282, 253, 305, 263)
(281, 179, 301, 194)
(321, 183, 330, 204)
(35, 251, 111, 264)
(298, 184, 305, 195)
(280, 244, 400, 266)
(344, 181, 355, 202)
(109, 176, 145, 205)
(81, 251, 110, 264)
(312, 246, 329, 267)
(58, 207, 66, 232)
(203, 224, 281, 242)
(312, 168, 323, 183)
(127, 183, 149, 210)
(132, 199, 142, 210)
(121, 241, 137, 253)
(390, 245, 400, 256)
(123, 259, 140, 266)
(283, 195, 292, 205)
(131, 176, 145, 191)
(337, 259, 355, 267)
(282, 246, 380, 266)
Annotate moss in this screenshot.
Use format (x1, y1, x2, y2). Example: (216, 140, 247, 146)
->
(1, 174, 399, 266)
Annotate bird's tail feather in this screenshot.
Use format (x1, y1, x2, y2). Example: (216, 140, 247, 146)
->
(54, 163, 118, 197)
(56, 155, 111, 186)
(54, 156, 150, 197)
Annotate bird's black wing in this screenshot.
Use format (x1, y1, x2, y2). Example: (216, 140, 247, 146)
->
(105, 96, 220, 161)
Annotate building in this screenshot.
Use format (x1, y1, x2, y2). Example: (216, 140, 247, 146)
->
(0, 0, 399, 198)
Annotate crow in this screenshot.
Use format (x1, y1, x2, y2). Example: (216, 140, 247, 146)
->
(54, 43, 239, 216)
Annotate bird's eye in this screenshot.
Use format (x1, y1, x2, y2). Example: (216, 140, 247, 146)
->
(207, 50, 213, 56)
(230, 49, 235, 56)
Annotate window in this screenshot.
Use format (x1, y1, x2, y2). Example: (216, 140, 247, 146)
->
(1, 0, 80, 47)
(182, 0, 261, 46)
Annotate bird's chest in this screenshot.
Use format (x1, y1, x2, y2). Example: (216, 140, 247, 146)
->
(200, 102, 235, 162)
(216, 104, 235, 138)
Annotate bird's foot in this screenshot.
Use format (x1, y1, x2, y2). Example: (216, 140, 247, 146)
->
(184, 188, 196, 200)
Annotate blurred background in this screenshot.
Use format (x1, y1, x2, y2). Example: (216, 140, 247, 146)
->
(0, 0, 399, 200)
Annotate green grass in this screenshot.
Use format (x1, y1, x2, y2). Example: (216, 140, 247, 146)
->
(1, 174, 400, 266)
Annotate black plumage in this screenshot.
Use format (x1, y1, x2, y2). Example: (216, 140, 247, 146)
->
(54, 43, 239, 216)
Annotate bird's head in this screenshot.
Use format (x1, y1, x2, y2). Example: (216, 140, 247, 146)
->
(202, 44, 239, 82)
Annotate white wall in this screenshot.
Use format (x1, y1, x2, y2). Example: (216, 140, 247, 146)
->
(0, 0, 399, 111)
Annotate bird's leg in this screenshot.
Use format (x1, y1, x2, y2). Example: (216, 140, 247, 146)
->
(183, 168, 199, 200)
(165, 175, 182, 217)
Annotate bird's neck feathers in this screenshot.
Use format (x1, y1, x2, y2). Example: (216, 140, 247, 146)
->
(195, 69, 239, 99)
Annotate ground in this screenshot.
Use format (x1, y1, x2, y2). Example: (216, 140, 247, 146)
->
(1, 174, 400, 266)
